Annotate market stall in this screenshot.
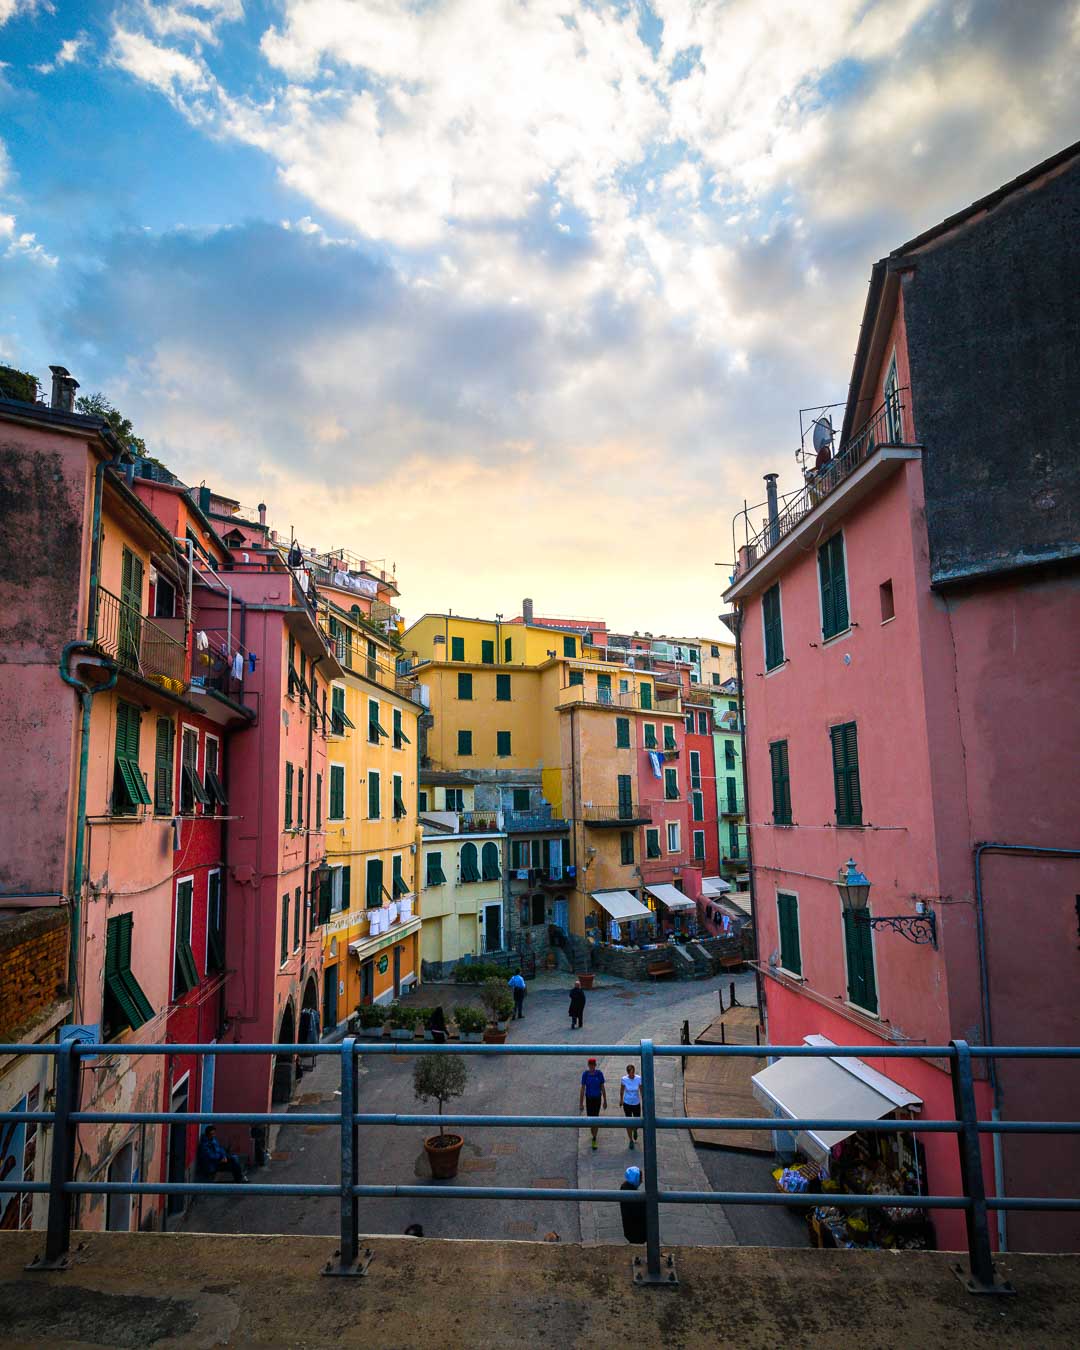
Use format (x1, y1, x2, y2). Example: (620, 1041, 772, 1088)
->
(752, 1035, 934, 1251)
(588, 888, 656, 945)
(644, 882, 697, 938)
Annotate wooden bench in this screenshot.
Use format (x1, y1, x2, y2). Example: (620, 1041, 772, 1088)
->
(646, 961, 676, 980)
(719, 956, 746, 973)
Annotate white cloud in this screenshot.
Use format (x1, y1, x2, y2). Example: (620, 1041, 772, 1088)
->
(110, 26, 210, 94)
(0, 0, 48, 28)
(0, 212, 58, 266)
(35, 33, 87, 74)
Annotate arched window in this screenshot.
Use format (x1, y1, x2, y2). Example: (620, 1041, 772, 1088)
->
(482, 841, 500, 881)
(460, 842, 480, 883)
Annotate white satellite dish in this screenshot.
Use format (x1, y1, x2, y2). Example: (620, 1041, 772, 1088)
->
(812, 415, 834, 454)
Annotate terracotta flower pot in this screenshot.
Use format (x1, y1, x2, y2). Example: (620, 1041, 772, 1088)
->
(483, 1027, 508, 1043)
(577, 972, 595, 990)
(424, 1133, 464, 1180)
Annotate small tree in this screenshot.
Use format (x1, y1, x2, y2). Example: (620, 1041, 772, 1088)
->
(413, 1054, 468, 1146)
(75, 392, 147, 456)
(480, 977, 513, 1024)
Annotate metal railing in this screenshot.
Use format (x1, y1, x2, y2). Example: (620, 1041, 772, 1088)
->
(557, 686, 682, 715)
(580, 803, 653, 825)
(745, 393, 913, 564)
(1, 1039, 1077, 1291)
(95, 588, 187, 688)
(502, 810, 571, 833)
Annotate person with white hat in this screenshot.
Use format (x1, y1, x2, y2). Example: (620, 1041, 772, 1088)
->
(619, 1166, 646, 1244)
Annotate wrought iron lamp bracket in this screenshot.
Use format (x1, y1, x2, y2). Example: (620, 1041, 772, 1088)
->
(855, 910, 937, 947)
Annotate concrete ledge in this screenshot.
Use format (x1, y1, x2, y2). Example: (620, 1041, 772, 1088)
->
(2, 1232, 1078, 1348)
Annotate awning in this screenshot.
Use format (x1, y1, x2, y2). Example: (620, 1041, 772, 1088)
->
(751, 1038, 922, 1164)
(591, 889, 654, 922)
(645, 883, 695, 912)
(725, 891, 752, 917)
(702, 876, 732, 897)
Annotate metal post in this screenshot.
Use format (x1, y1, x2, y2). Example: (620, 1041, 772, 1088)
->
(949, 1040, 1012, 1295)
(632, 1039, 677, 1286)
(323, 1037, 371, 1277)
(29, 1040, 79, 1271)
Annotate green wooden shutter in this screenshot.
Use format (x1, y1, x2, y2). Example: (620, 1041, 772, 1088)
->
(615, 717, 630, 748)
(646, 828, 660, 858)
(285, 761, 294, 828)
(663, 724, 676, 750)
(763, 584, 784, 670)
(329, 765, 344, 819)
(617, 774, 633, 818)
(568, 669, 583, 687)
(620, 831, 634, 864)
(563, 636, 575, 657)
(451, 636, 465, 661)
(504, 637, 512, 661)
(460, 843, 480, 882)
(368, 771, 380, 819)
(777, 894, 801, 975)
(644, 724, 656, 749)
(664, 768, 678, 800)
(458, 730, 472, 756)
(819, 534, 849, 639)
(482, 842, 500, 880)
(497, 730, 511, 756)
(831, 722, 862, 825)
(393, 855, 409, 897)
(458, 672, 472, 700)
(844, 911, 878, 1012)
(481, 639, 494, 664)
(640, 683, 652, 710)
(513, 788, 530, 812)
(770, 740, 791, 824)
(296, 767, 304, 828)
(341, 865, 351, 911)
(153, 717, 174, 814)
(496, 673, 511, 701)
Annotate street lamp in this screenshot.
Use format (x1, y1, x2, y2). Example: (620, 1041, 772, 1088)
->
(835, 858, 937, 947)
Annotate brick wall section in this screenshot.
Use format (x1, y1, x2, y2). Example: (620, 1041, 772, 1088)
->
(0, 907, 69, 1039)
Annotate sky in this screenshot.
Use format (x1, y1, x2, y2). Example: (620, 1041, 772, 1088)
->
(1, 1, 1077, 635)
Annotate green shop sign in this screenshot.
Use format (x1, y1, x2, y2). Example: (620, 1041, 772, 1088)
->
(377, 953, 389, 975)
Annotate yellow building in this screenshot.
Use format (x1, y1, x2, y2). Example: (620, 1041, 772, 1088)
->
(316, 559, 423, 1009)
(697, 634, 737, 688)
(419, 826, 506, 972)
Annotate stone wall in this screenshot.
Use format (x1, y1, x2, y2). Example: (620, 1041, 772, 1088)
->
(0, 907, 68, 1038)
(588, 930, 752, 981)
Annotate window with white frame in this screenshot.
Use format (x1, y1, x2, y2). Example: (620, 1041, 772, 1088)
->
(666, 821, 680, 853)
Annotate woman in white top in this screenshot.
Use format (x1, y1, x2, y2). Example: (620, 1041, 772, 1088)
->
(619, 1064, 642, 1148)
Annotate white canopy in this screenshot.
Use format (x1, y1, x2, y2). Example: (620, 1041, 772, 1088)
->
(702, 876, 732, 897)
(725, 891, 752, 917)
(751, 1037, 921, 1164)
(591, 889, 654, 922)
(644, 883, 696, 912)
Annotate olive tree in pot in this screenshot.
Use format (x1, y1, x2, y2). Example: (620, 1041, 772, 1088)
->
(414, 1053, 469, 1180)
(480, 978, 514, 1041)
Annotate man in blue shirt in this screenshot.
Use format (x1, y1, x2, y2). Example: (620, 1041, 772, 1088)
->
(579, 1057, 607, 1150)
(507, 971, 527, 1019)
(196, 1125, 246, 1183)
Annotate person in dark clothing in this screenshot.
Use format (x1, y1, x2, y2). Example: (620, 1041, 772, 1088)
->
(568, 980, 586, 1029)
(428, 1006, 447, 1043)
(196, 1125, 246, 1183)
(620, 1166, 647, 1244)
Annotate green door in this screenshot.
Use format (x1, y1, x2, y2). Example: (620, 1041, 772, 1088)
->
(119, 547, 143, 667)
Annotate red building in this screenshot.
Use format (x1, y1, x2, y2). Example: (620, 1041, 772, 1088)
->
(683, 695, 722, 925)
(724, 146, 1080, 1253)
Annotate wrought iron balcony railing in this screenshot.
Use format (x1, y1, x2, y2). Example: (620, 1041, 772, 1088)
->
(580, 802, 652, 827)
(557, 686, 682, 715)
(502, 810, 571, 833)
(95, 588, 187, 690)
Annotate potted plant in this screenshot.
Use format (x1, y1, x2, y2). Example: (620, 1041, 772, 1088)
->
(454, 1005, 486, 1043)
(414, 1053, 469, 1180)
(480, 978, 514, 1031)
(577, 971, 595, 991)
(414, 1008, 434, 1041)
(357, 1004, 387, 1039)
(389, 1003, 419, 1040)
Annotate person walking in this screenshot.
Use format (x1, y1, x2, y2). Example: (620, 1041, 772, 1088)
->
(568, 979, 586, 1030)
(196, 1125, 246, 1183)
(619, 1166, 647, 1244)
(579, 1057, 607, 1150)
(508, 971, 527, 1020)
(620, 1062, 642, 1148)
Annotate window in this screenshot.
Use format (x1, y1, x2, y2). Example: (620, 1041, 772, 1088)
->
(727, 822, 741, 858)
(685, 712, 694, 734)
(153, 717, 175, 815)
(280, 892, 290, 966)
(418, 790, 428, 812)
(620, 830, 634, 865)
(666, 821, 680, 853)
(481, 639, 495, 664)
(643, 723, 657, 749)
(204, 736, 227, 809)
(461, 842, 481, 882)
(619, 679, 629, 694)
(179, 726, 208, 814)
(725, 776, 739, 813)
(640, 683, 652, 710)
(293, 885, 301, 949)
(368, 698, 389, 744)
(426, 851, 447, 886)
(645, 828, 661, 859)
(285, 761, 294, 828)
(844, 910, 878, 1012)
(103, 913, 153, 1039)
(510, 840, 528, 869)
(457, 672, 473, 700)
(769, 740, 791, 825)
(818, 533, 849, 640)
(689, 750, 701, 787)
(724, 739, 736, 770)
(777, 892, 801, 976)
(316, 867, 332, 924)
(296, 767, 304, 829)
(711, 645, 719, 657)
(511, 787, 531, 814)
(596, 673, 612, 703)
(451, 636, 465, 661)
(883, 353, 902, 443)
(617, 774, 634, 819)
(174, 879, 198, 996)
(663, 724, 676, 751)
(504, 636, 512, 662)
(496, 673, 511, 701)
(880, 579, 895, 623)
(563, 636, 576, 657)
(530, 894, 545, 925)
(693, 829, 705, 861)
(692, 790, 704, 821)
(568, 669, 584, 687)
(615, 717, 631, 748)
(368, 769, 381, 820)
(154, 574, 176, 619)
(482, 841, 500, 881)
(497, 730, 512, 756)
(392, 854, 410, 898)
(365, 638, 378, 682)
(331, 686, 354, 736)
(393, 707, 410, 748)
(697, 711, 709, 735)
(712, 673, 720, 685)
(113, 701, 151, 815)
(366, 858, 384, 908)
(445, 788, 464, 810)
(664, 767, 679, 801)
(332, 864, 351, 914)
(393, 773, 406, 819)
(763, 584, 784, 670)
(287, 634, 301, 699)
(830, 722, 862, 826)
(207, 871, 225, 971)
(329, 764, 345, 819)
(458, 729, 473, 757)
(315, 773, 323, 830)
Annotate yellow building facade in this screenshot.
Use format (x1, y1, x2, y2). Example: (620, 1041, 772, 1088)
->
(419, 829, 506, 969)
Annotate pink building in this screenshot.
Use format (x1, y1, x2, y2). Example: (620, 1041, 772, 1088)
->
(724, 146, 1080, 1253)
(635, 691, 695, 936)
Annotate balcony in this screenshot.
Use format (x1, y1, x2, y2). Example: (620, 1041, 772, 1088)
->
(557, 685, 682, 715)
(581, 802, 652, 828)
(503, 810, 570, 833)
(458, 810, 502, 833)
(95, 588, 187, 691)
(721, 802, 745, 818)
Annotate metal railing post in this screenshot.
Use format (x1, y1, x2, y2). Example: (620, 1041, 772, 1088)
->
(633, 1039, 676, 1285)
(30, 1040, 79, 1271)
(324, 1037, 369, 1277)
(949, 1040, 1012, 1295)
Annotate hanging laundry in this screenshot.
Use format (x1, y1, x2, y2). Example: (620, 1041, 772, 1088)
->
(647, 750, 663, 779)
(195, 630, 209, 651)
(248, 651, 257, 673)
(231, 651, 244, 680)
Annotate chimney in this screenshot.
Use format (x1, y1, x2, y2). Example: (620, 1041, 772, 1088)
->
(764, 473, 780, 547)
(49, 365, 79, 413)
(522, 597, 534, 624)
(258, 503, 267, 526)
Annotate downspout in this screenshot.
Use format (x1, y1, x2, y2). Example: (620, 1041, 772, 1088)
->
(973, 841, 1080, 1253)
(732, 603, 763, 1017)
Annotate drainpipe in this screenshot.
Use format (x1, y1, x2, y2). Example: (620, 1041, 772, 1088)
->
(764, 474, 780, 549)
(973, 841, 1080, 1252)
